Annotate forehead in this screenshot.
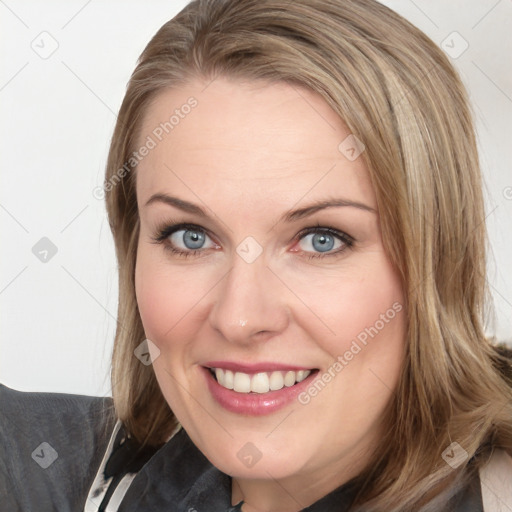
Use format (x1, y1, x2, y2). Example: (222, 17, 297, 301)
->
(135, 77, 376, 213)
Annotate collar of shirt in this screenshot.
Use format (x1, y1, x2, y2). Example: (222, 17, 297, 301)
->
(87, 420, 482, 512)
(111, 426, 359, 512)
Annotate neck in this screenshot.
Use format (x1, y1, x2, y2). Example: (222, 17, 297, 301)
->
(230, 455, 363, 512)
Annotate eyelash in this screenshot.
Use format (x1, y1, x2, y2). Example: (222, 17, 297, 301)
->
(150, 222, 354, 260)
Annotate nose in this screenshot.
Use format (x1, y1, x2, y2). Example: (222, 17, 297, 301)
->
(208, 253, 289, 346)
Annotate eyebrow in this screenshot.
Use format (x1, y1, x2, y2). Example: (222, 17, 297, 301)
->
(144, 193, 376, 222)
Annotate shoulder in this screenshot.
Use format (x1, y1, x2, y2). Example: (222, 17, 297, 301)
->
(0, 383, 117, 511)
(0, 382, 114, 425)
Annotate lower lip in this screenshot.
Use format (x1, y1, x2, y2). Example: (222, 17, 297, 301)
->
(202, 366, 318, 415)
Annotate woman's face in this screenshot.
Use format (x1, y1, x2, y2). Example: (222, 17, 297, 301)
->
(135, 77, 406, 490)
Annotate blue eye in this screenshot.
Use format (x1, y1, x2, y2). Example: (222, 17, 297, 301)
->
(294, 227, 353, 260)
(301, 232, 338, 253)
(151, 223, 353, 260)
(165, 226, 217, 254)
(152, 223, 216, 258)
(174, 228, 207, 250)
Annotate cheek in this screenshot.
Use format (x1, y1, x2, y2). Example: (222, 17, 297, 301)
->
(135, 248, 186, 346)
(289, 254, 404, 352)
(304, 256, 405, 414)
(134, 246, 215, 352)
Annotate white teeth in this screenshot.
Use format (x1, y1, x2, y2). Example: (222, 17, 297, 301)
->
(224, 369, 234, 390)
(250, 372, 270, 393)
(284, 371, 296, 387)
(269, 371, 284, 390)
(296, 370, 308, 382)
(233, 372, 251, 393)
(212, 368, 312, 393)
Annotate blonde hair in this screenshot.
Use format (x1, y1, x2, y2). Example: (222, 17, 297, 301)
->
(104, 0, 512, 509)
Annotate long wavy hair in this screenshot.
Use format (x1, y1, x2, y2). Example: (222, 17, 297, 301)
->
(103, 0, 512, 510)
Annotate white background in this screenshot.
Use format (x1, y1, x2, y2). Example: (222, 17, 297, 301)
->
(1, 0, 511, 397)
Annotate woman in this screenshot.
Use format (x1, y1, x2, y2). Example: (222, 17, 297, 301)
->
(1, 0, 511, 511)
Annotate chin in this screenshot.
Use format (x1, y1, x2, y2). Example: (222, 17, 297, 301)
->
(202, 436, 312, 480)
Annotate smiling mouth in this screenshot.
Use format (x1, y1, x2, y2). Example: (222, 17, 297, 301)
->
(208, 367, 317, 394)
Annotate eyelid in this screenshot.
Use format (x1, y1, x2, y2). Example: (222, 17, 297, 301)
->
(291, 225, 353, 259)
(151, 221, 354, 259)
(294, 225, 354, 245)
(152, 222, 216, 244)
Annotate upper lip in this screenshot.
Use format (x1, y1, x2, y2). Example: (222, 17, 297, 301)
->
(203, 361, 316, 374)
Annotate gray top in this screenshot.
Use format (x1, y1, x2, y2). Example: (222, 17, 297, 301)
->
(0, 384, 116, 511)
(0, 383, 484, 511)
